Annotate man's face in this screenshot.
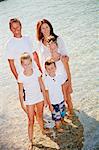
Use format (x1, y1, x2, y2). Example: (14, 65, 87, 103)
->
(10, 22, 21, 37)
(46, 63, 56, 77)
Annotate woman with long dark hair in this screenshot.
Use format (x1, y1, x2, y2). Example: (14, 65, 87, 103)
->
(36, 19, 73, 118)
(36, 19, 68, 70)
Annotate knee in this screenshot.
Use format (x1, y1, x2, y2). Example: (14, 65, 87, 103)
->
(28, 117, 34, 126)
(37, 111, 43, 118)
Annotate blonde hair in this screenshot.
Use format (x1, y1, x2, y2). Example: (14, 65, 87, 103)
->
(9, 18, 22, 30)
(20, 52, 32, 65)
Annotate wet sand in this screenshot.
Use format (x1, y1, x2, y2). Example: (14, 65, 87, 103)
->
(0, 109, 84, 150)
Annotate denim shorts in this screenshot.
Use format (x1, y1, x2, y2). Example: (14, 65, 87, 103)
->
(52, 101, 66, 121)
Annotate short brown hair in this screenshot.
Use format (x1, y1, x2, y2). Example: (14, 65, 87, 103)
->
(20, 52, 32, 65)
(9, 18, 22, 30)
(45, 58, 56, 69)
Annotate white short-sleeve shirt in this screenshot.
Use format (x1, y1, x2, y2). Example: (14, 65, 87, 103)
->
(18, 68, 43, 105)
(37, 36, 68, 73)
(44, 74, 65, 105)
(56, 59, 67, 81)
(6, 36, 35, 74)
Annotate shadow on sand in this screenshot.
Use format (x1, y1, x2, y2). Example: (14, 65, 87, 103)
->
(0, 110, 99, 150)
(33, 110, 84, 150)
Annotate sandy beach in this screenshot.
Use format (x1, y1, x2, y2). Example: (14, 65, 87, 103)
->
(0, 102, 84, 150)
(0, 0, 99, 149)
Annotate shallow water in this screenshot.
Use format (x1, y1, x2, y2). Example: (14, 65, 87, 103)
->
(0, 0, 99, 149)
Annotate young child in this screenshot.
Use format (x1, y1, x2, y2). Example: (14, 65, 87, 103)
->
(47, 36, 73, 117)
(18, 52, 49, 150)
(44, 59, 67, 132)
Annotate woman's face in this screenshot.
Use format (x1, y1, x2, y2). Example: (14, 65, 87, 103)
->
(41, 23, 50, 37)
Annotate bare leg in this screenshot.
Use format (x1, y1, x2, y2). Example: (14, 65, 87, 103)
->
(55, 120, 64, 133)
(36, 101, 50, 134)
(66, 93, 73, 115)
(62, 83, 73, 115)
(27, 105, 35, 149)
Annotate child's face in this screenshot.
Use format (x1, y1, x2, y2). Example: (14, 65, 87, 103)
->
(45, 63, 56, 77)
(48, 41, 58, 53)
(22, 59, 32, 70)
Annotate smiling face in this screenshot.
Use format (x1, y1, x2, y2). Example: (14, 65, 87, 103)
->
(41, 23, 50, 38)
(47, 40, 60, 60)
(10, 21, 22, 37)
(45, 63, 56, 77)
(21, 59, 32, 70)
(20, 53, 32, 71)
(48, 41, 58, 53)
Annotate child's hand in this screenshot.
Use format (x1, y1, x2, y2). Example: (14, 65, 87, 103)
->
(49, 105, 54, 112)
(68, 81, 73, 93)
(44, 100, 48, 107)
(21, 102, 27, 114)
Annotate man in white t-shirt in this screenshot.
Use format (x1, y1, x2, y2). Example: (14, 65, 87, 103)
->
(6, 18, 41, 80)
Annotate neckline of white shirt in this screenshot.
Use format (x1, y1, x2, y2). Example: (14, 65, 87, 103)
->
(13, 36, 24, 40)
(22, 71, 34, 78)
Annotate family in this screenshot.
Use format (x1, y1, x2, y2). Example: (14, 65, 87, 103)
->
(6, 18, 73, 150)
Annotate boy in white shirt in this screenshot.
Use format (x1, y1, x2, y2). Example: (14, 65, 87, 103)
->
(47, 36, 73, 117)
(44, 59, 67, 132)
(18, 53, 49, 150)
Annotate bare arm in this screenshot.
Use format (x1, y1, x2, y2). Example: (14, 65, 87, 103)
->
(38, 76, 46, 100)
(38, 77, 53, 111)
(45, 90, 53, 112)
(8, 59, 18, 80)
(33, 51, 42, 73)
(18, 83, 27, 114)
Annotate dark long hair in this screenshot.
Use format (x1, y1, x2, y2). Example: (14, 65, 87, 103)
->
(36, 19, 58, 41)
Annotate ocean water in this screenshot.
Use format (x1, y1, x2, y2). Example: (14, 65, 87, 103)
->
(0, 0, 99, 149)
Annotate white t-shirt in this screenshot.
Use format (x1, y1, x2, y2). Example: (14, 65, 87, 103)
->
(6, 36, 35, 74)
(44, 74, 65, 105)
(56, 59, 67, 81)
(18, 68, 43, 105)
(37, 36, 68, 72)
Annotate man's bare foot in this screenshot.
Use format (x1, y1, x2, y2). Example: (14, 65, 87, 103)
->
(57, 128, 64, 133)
